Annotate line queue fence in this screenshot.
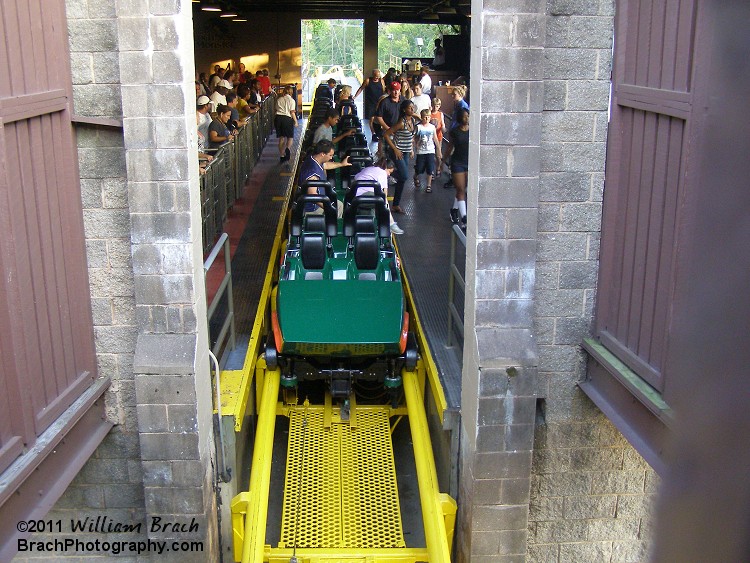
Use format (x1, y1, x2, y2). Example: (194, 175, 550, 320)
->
(200, 95, 276, 249)
(447, 224, 466, 350)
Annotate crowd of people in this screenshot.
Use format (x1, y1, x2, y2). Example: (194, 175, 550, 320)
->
(194, 64, 278, 174)
(197, 57, 470, 232)
(351, 65, 470, 230)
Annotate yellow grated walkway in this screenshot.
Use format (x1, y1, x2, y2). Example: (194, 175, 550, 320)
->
(280, 406, 406, 550)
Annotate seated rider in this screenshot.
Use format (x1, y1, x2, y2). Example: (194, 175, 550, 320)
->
(299, 139, 351, 218)
(312, 108, 356, 145)
(352, 157, 404, 235)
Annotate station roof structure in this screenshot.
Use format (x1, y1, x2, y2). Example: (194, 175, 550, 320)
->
(193, 0, 470, 25)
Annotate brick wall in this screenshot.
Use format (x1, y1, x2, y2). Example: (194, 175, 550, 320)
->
(14, 1, 217, 560)
(458, 0, 659, 560)
(526, 2, 659, 561)
(13, 1, 147, 560)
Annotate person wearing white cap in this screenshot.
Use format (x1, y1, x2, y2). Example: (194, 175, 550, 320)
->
(209, 79, 232, 112)
(196, 96, 211, 139)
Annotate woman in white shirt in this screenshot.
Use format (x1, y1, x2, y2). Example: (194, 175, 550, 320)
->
(353, 157, 404, 235)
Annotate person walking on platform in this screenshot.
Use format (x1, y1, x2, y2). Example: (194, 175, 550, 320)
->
(444, 85, 469, 190)
(354, 69, 385, 139)
(374, 81, 403, 159)
(414, 109, 442, 193)
(430, 97, 446, 175)
(383, 100, 418, 214)
(448, 108, 470, 230)
(275, 85, 298, 164)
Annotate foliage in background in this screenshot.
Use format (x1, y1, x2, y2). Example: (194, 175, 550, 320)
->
(301, 20, 458, 78)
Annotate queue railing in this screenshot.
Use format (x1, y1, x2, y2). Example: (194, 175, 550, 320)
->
(200, 95, 276, 249)
(447, 224, 466, 349)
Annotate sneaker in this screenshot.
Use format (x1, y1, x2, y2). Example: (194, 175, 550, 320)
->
(444, 180, 454, 189)
(390, 222, 404, 235)
(450, 208, 460, 224)
(425, 186, 432, 193)
(280, 156, 286, 164)
(285, 147, 291, 160)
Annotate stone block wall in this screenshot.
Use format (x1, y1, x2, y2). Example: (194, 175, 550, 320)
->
(459, 0, 659, 560)
(15, 1, 217, 560)
(526, 1, 659, 561)
(13, 2, 147, 560)
(457, 2, 546, 560)
(119, 0, 218, 558)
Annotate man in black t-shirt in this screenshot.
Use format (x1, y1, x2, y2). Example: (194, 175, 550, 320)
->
(374, 82, 402, 153)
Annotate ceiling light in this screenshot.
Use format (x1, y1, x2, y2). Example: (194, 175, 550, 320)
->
(220, 12, 238, 17)
(201, 3, 222, 11)
(232, 18, 247, 22)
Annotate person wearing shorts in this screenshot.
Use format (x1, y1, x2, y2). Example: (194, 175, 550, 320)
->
(274, 85, 297, 163)
(449, 108, 470, 228)
(414, 109, 442, 193)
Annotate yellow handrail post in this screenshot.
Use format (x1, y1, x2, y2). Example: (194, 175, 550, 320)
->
(440, 493, 458, 553)
(402, 369, 453, 562)
(230, 492, 251, 562)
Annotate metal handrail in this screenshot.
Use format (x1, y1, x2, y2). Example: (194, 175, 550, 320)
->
(200, 95, 276, 249)
(204, 233, 236, 360)
(447, 223, 466, 348)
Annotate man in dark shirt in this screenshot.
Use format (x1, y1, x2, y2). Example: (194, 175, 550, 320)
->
(375, 81, 402, 132)
(373, 82, 402, 153)
(298, 140, 350, 216)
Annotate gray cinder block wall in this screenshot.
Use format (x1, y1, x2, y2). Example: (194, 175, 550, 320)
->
(528, 2, 658, 561)
(14, 1, 217, 561)
(120, 0, 218, 558)
(458, 0, 658, 561)
(14, 1, 146, 560)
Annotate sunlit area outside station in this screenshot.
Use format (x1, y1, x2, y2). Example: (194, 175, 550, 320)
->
(300, 20, 454, 103)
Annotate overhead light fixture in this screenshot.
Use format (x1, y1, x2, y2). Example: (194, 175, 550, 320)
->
(424, 13, 440, 20)
(232, 18, 247, 22)
(220, 12, 238, 17)
(437, 6, 457, 14)
(201, 3, 222, 11)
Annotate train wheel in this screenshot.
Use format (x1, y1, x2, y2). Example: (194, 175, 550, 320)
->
(265, 335, 278, 370)
(404, 332, 418, 371)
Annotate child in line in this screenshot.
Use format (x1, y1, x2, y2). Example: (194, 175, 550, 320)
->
(430, 97, 446, 176)
(414, 109, 442, 193)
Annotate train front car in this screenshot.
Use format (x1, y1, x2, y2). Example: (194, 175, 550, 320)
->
(269, 179, 416, 403)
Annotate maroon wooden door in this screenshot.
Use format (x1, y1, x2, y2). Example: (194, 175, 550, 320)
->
(0, 0, 97, 473)
(595, 0, 698, 393)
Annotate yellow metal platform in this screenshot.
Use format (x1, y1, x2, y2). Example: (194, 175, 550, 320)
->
(280, 405, 405, 550)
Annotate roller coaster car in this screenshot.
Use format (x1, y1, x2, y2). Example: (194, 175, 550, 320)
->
(270, 180, 417, 398)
